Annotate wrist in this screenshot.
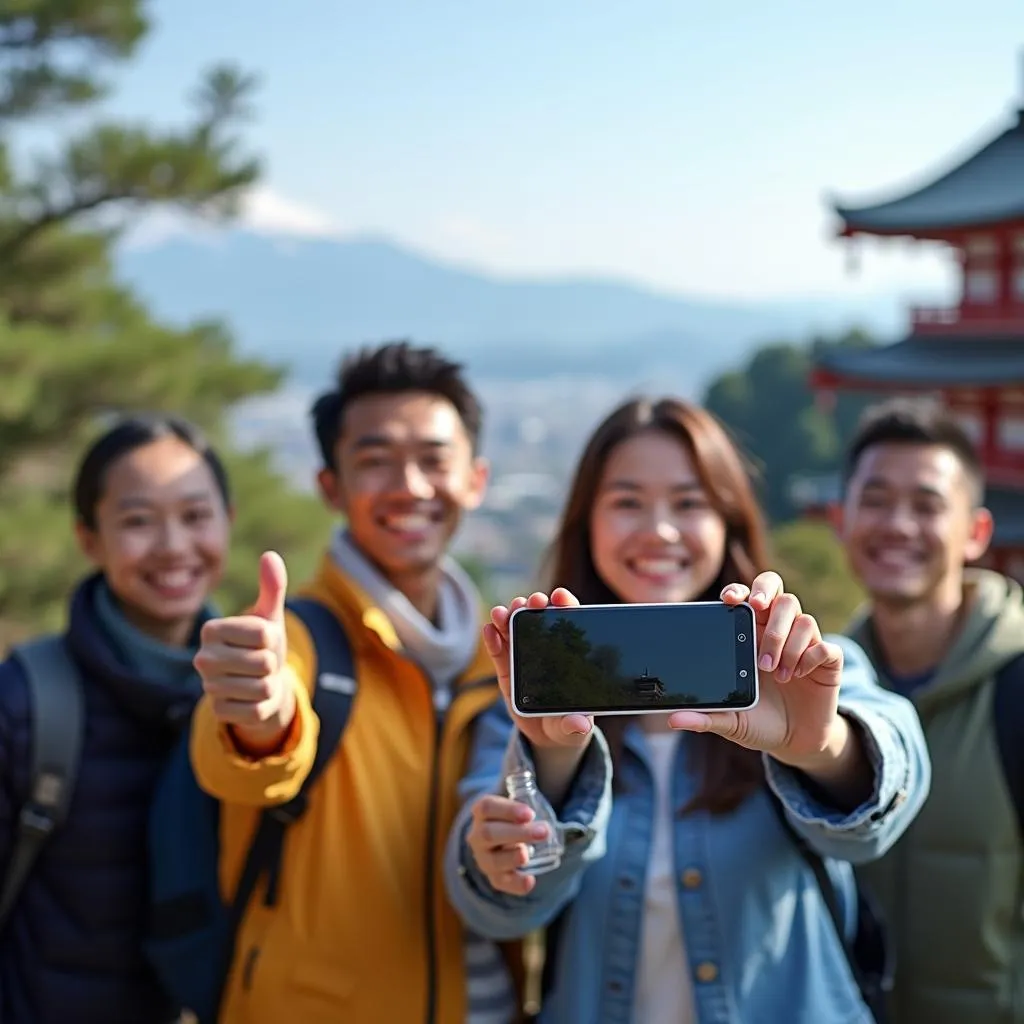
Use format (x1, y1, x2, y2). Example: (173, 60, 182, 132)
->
(530, 735, 592, 809)
(230, 684, 297, 757)
(771, 715, 853, 781)
(533, 739, 589, 774)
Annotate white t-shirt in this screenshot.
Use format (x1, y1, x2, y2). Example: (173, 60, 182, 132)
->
(632, 730, 697, 1024)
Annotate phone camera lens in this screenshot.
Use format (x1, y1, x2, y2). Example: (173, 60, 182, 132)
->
(737, 633, 746, 642)
(739, 670, 748, 678)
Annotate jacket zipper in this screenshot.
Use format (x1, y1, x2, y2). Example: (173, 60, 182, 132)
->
(241, 945, 260, 990)
(423, 707, 443, 1024)
(422, 676, 499, 1024)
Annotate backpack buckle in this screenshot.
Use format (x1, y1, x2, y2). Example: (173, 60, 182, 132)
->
(267, 793, 308, 825)
(18, 804, 56, 839)
(19, 770, 64, 837)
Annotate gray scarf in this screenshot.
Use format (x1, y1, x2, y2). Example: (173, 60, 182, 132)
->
(329, 528, 481, 707)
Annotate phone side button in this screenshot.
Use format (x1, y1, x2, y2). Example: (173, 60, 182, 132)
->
(680, 868, 703, 889)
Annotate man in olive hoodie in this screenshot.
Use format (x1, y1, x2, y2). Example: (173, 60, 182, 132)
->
(837, 397, 1024, 1024)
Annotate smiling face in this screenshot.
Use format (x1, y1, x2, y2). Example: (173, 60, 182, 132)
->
(76, 435, 232, 645)
(589, 429, 728, 605)
(840, 441, 993, 608)
(319, 390, 488, 600)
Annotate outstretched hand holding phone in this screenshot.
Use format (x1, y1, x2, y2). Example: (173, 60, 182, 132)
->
(469, 570, 871, 896)
(669, 571, 850, 768)
(193, 550, 297, 755)
(481, 587, 595, 751)
(666, 570, 872, 811)
(471, 588, 596, 896)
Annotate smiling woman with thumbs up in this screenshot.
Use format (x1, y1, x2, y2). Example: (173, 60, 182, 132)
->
(0, 414, 234, 1024)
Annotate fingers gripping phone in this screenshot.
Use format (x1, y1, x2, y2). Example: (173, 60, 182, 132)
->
(508, 601, 759, 717)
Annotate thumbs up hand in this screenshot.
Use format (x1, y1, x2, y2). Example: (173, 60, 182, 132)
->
(194, 551, 296, 752)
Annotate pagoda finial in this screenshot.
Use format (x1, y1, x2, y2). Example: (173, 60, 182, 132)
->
(1018, 46, 1024, 127)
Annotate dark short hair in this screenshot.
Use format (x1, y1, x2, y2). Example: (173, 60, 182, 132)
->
(73, 414, 231, 529)
(310, 340, 484, 470)
(843, 397, 984, 504)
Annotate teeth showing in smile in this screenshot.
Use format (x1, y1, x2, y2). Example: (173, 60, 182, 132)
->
(633, 558, 682, 576)
(384, 514, 431, 532)
(154, 570, 194, 589)
(871, 548, 920, 569)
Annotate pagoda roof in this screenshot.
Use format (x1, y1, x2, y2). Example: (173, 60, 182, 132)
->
(986, 486, 1024, 546)
(814, 337, 1024, 388)
(831, 108, 1024, 236)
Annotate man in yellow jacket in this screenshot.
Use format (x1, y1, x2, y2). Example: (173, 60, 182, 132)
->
(187, 342, 602, 1024)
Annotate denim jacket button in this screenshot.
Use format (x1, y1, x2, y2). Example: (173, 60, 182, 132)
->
(695, 961, 718, 983)
(680, 868, 703, 889)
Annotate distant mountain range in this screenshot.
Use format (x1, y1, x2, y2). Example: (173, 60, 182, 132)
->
(116, 229, 903, 393)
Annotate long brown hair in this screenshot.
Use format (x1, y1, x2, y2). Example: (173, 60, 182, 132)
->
(542, 397, 772, 815)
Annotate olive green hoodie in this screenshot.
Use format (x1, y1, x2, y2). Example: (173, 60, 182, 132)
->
(849, 569, 1024, 1024)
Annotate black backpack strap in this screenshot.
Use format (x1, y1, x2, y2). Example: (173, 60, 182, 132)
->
(537, 911, 566, 1006)
(767, 790, 891, 1022)
(210, 598, 358, 1022)
(0, 637, 85, 929)
(992, 652, 1024, 839)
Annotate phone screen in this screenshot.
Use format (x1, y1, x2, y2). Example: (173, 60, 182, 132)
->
(509, 601, 758, 716)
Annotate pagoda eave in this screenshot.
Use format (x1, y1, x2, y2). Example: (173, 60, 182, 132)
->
(811, 336, 1024, 392)
(986, 485, 1024, 544)
(835, 213, 1024, 243)
(827, 111, 1024, 241)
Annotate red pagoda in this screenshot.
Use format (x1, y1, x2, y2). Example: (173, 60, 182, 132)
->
(809, 63, 1024, 579)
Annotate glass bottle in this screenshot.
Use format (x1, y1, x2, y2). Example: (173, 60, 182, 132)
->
(504, 768, 564, 875)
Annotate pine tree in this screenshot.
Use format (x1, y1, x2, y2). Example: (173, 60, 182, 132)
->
(0, 1, 332, 648)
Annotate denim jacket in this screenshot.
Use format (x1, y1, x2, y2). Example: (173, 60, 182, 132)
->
(445, 636, 931, 1024)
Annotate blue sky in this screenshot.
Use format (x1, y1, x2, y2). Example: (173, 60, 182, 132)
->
(81, 0, 1024, 300)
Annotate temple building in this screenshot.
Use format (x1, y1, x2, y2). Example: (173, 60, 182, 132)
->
(804, 60, 1024, 578)
(633, 669, 665, 699)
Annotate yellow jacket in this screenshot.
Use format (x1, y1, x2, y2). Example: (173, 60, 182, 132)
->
(189, 554, 505, 1023)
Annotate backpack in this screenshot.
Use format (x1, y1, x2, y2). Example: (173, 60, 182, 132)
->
(0, 636, 85, 930)
(143, 597, 358, 1024)
(991, 652, 1024, 838)
(755, 651, 1024, 1024)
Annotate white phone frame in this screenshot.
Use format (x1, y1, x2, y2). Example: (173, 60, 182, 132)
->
(507, 600, 759, 718)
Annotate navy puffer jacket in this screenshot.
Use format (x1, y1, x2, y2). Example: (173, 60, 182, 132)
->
(0, 575, 203, 1024)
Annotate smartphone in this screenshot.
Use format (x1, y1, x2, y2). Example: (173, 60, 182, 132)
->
(508, 601, 758, 717)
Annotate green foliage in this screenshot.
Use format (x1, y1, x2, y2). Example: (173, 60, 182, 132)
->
(771, 520, 864, 635)
(0, 1, 331, 651)
(703, 329, 883, 522)
(455, 552, 503, 608)
(0, 1, 148, 122)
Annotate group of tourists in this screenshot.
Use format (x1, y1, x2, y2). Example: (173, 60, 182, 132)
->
(1, 339, 1019, 1023)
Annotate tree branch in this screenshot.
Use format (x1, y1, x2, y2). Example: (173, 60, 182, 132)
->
(0, 63, 262, 264)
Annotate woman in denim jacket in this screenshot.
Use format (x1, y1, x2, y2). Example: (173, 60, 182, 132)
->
(444, 397, 930, 1024)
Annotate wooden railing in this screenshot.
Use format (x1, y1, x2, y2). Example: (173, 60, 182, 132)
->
(911, 304, 1024, 334)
